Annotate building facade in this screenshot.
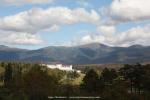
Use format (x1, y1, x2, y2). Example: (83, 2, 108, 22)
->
(45, 63, 73, 71)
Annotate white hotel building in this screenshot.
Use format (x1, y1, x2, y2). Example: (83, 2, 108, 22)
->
(46, 63, 73, 71)
(43, 63, 81, 73)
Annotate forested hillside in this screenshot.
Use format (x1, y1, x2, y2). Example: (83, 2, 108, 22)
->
(0, 43, 150, 64)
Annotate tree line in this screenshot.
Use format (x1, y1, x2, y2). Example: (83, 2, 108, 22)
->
(0, 62, 150, 100)
(81, 63, 150, 100)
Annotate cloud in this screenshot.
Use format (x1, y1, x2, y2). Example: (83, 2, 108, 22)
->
(0, 7, 100, 34)
(0, 7, 100, 45)
(108, 0, 150, 24)
(1, 0, 54, 5)
(115, 24, 150, 46)
(72, 24, 150, 47)
(97, 25, 116, 34)
(39, 25, 60, 33)
(0, 30, 43, 45)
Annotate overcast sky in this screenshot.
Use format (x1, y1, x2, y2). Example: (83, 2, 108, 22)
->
(0, 0, 150, 49)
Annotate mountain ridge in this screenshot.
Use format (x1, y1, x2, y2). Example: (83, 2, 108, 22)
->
(0, 43, 150, 64)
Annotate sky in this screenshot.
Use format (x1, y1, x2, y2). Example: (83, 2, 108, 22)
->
(0, 0, 150, 49)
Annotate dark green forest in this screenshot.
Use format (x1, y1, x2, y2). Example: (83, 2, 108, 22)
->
(0, 62, 150, 100)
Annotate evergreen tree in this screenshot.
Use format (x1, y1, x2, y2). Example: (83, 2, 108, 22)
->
(101, 68, 117, 85)
(4, 63, 13, 88)
(81, 69, 99, 93)
(23, 65, 58, 100)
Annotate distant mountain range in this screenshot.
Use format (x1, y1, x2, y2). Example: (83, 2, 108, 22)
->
(0, 43, 150, 64)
